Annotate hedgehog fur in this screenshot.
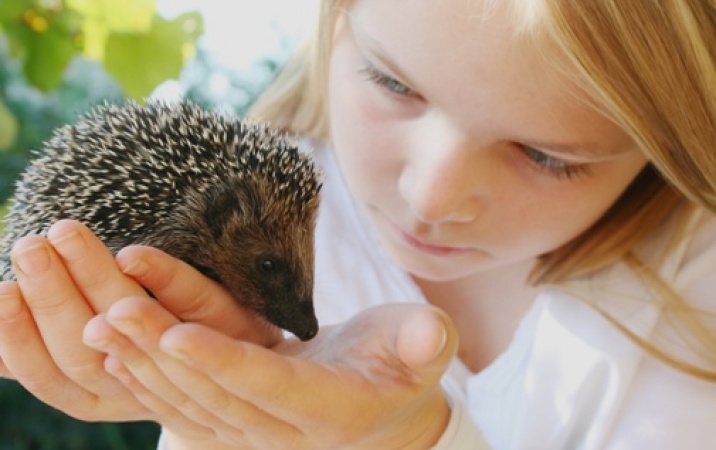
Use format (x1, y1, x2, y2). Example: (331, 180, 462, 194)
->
(0, 100, 322, 341)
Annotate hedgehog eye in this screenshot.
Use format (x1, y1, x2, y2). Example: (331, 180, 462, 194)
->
(260, 258, 275, 272)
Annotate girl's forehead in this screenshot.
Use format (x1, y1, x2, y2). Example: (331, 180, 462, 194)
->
(345, 0, 633, 155)
(347, 0, 555, 87)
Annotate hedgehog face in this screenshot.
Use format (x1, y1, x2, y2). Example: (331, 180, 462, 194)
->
(211, 214, 318, 341)
(180, 179, 320, 341)
(244, 227, 318, 341)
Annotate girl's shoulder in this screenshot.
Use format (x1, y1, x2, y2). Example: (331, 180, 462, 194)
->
(469, 207, 716, 449)
(634, 205, 716, 311)
(555, 205, 716, 334)
(670, 208, 716, 290)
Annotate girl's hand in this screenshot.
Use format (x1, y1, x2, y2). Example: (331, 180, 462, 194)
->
(85, 297, 458, 449)
(0, 219, 277, 430)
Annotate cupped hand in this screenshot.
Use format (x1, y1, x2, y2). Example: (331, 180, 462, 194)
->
(84, 298, 458, 449)
(0, 219, 276, 430)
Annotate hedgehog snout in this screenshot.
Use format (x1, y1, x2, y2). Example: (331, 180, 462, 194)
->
(294, 306, 319, 341)
(274, 297, 319, 341)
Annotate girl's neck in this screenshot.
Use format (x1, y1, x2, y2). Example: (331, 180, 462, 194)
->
(413, 259, 539, 372)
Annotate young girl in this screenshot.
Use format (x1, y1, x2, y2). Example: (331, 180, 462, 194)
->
(1, 0, 715, 448)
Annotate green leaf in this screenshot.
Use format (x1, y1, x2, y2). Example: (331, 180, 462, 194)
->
(103, 12, 203, 99)
(0, 0, 40, 59)
(0, 97, 18, 150)
(0, 5, 83, 91)
(66, 0, 156, 31)
(22, 23, 78, 90)
(0, 0, 34, 25)
(67, 0, 158, 59)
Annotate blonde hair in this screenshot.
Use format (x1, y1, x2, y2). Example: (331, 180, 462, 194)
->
(532, 0, 716, 275)
(534, 0, 716, 380)
(250, 0, 716, 379)
(248, 0, 345, 138)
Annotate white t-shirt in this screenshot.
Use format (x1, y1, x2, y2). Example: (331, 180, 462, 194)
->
(311, 144, 716, 450)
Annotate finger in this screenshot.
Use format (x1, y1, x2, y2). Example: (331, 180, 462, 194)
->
(8, 237, 138, 414)
(303, 304, 455, 381)
(0, 280, 24, 380)
(161, 304, 457, 425)
(93, 298, 296, 444)
(116, 245, 281, 346)
(160, 305, 455, 449)
(105, 356, 227, 442)
(46, 219, 147, 312)
(395, 306, 456, 375)
(84, 297, 190, 407)
(12, 236, 101, 369)
(0, 358, 12, 379)
(0, 280, 24, 322)
(0, 280, 137, 421)
(0, 279, 69, 388)
(160, 323, 340, 426)
(107, 351, 297, 447)
(83, 313, 217, 440)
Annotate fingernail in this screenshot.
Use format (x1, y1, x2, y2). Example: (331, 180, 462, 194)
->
(104, 356, 133, 384)
(82, 334, 109, 348)
(107, 316, 144, 337)
(120, 258, 150, 278)
(12, 242, 50, 277)
(0, 288, 22, 321)
(163, 345, 194, 364)
(160, 336, 194, 364)
(82, 317, 110, 347)
(432, 326, 448, 360)
(399, 311, 449, 367)
(48, 230, 84, 259)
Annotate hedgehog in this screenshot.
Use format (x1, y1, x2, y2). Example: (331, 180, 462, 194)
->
(0, 100, 322, 341)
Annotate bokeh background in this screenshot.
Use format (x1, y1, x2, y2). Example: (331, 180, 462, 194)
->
(0, 1, 316, 448)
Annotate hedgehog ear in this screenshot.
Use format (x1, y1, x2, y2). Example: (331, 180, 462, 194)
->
(205, 186, 239, 239)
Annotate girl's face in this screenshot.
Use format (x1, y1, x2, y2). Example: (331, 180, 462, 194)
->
(327, 0, 648, 282)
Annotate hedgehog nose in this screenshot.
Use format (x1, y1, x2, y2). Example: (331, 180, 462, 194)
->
(291, 301, 318, 341)
(281, 298, 318, 341)
(298, 324, 318, 341)
(295, 313, 319, 341)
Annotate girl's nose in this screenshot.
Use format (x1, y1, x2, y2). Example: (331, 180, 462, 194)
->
(398, 118, 481, 225)
(399, 165, 479, 224)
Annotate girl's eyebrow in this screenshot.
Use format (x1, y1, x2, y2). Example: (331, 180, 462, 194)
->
(348, 16, 420, 88)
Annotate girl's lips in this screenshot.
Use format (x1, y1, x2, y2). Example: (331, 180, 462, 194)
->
(398, 229, 471, 257)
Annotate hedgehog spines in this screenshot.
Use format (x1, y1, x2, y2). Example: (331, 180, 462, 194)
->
(0, 99, 322, 282)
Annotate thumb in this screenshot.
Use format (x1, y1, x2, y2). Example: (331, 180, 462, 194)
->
(394, 305, 458, 374)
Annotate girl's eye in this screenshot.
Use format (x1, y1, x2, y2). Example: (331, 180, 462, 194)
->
(360, 64, 421, 99)
(518, 145, 589, 181)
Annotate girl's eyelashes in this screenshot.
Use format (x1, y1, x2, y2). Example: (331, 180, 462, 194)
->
(359, 63, 421, 99)
(517, 145, 590, 181)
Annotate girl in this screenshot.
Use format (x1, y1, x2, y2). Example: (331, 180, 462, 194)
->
(1, 0, 715, 448)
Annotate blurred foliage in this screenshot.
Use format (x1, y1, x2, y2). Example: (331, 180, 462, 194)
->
(0, 0, 203, 95)
(0, 0, 204, 202)
(0, 377, 160, 449)
(0, 0, 288, 448)
(0, 38, 125, 203)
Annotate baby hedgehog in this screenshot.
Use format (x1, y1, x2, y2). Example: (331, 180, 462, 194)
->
(0, 100, 322, 341)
